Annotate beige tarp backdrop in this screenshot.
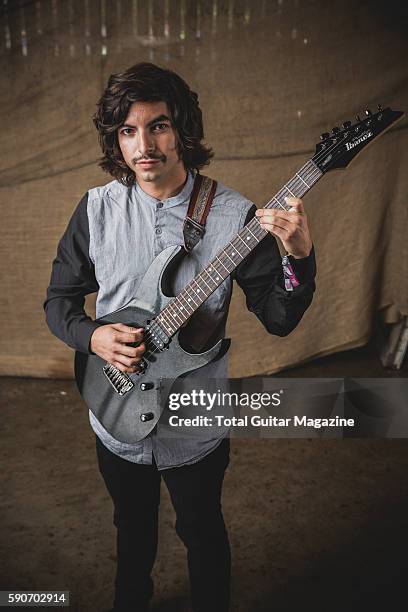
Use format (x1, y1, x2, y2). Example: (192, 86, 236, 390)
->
(0, 0, 407, 378)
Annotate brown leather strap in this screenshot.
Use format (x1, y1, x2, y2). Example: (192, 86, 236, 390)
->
(183, 174, 217, 252)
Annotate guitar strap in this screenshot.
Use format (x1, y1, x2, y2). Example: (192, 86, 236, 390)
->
(183, 173, 218, 253)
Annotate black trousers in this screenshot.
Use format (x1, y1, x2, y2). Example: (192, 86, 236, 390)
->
(96, 436, 231, 612)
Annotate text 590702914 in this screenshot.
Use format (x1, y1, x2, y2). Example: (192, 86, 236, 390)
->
(0, 592, 69, 607)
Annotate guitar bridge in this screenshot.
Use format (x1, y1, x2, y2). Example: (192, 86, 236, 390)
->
(103, 364, 134, 396)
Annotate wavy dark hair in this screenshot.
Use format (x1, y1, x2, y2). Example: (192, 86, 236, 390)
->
(93, 62, 213, 185)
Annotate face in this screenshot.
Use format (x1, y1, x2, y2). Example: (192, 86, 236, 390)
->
(117, 100, 186, 190)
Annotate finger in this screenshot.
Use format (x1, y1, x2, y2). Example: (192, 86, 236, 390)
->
(259, 221, 290, 238)
(115, 343, 146, 358)
(111, 360, 141, 374)
(258, 211, 304, 227)
(113, 354, 142, 371)
(284, 196, 305, 213)
(115, 330, 144, 344)
(258, 216, 292, 232)
(256, 208, 305, 225)
(261, 224, 287, 241)
(111, 323, 144, 336)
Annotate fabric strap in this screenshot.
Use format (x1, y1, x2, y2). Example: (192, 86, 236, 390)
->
(183, 174, 218, 252)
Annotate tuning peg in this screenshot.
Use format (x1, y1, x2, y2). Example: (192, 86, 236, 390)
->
(365, 108, 372, 116)
(320, 132, 330, 140)
(356, 114, 362, 122)
(377, 104, 382, 112)
(332, 126, 340, 134)
(342, 121, 352, 129)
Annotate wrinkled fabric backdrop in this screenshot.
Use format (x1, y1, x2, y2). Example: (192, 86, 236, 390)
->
(0, 0, 407, 378)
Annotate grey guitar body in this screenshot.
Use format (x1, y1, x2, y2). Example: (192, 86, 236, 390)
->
(74, 245, 230, 444)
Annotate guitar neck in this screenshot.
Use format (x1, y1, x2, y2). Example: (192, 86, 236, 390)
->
(155, 159, 323, 338)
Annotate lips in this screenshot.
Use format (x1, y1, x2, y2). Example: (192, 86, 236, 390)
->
(137, 159, 161, 167)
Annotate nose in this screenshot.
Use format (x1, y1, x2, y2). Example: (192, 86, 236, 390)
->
(137, 129, 155, 157)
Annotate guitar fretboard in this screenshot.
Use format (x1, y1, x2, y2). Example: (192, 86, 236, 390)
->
(156, 159, 322, 337)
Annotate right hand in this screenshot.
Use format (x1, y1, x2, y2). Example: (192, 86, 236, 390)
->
(90, 323, 145, 373)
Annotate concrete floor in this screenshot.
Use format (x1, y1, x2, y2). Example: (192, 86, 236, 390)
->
(1, 343, 407, 612)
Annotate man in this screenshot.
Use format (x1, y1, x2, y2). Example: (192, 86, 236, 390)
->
(44, 63, 316, 612)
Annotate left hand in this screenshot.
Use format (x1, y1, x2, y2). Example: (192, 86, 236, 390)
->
(255, 196, 313, 258)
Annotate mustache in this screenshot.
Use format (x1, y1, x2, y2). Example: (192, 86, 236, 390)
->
(133, 154, 166, 164)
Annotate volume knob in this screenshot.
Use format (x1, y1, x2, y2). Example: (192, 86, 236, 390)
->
(140, 412, 154, 422)
(140, 382, 154, 391)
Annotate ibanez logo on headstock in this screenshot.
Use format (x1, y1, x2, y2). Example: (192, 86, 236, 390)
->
(313, 105, 404, 172)
(345, 130, 373, 151)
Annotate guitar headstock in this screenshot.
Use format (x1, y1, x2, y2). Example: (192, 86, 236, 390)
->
(312, 105, 404, 173)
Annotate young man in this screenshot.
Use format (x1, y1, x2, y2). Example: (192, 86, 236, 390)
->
(44, 63, 316, 612)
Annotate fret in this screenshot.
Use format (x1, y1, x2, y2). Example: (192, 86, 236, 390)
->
(236, 234, 252, 251)
(183, 287, 200, 308)
(216, 255, 232, 273)
(296, 172, 310, 189)
(230, 237, 248, 259)
(204, 267, 221, 286)
(178, 293, 194, 314)
(223, 250, 236, 266)
(273, 196, 285, 210)
(245, 226, 258, 241)
(191, 279, 205, 300)
(227, 243, 245, 262)
(207, 263, 225, 283)
(165, 309, 180, 332)
(157, 309, 174, 331)
(237, 234, 251, 251)
(180, 285, 200, 312)
(157, 313, 175, 335)
(285, 185, 296, 197)
(250, 219, 266, 238)
(199, 272, 213, 291)
(209, 260, 225, 282)
(170, 309, 182, 321)
(176, 298, 192, 317)
(276, 189, 292, 207)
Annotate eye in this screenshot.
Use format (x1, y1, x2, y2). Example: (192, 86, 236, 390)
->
(120, 127, 134, 136)
(152, 123, 169, 132)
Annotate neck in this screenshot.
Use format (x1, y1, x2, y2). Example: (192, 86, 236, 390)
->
(138, 168, 188, 201)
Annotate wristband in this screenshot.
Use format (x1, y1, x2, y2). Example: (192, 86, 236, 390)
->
(282, 254, 300, 291)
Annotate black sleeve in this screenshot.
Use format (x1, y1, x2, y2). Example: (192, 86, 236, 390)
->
(233, 204, 316, 337)
(43, 193, 101, 354)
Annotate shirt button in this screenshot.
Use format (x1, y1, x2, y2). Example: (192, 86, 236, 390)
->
(157, 202, 163, 209)
(156, 227, 162, 235)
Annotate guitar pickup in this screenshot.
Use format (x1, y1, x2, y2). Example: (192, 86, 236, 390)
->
(103, 363, 134, 395)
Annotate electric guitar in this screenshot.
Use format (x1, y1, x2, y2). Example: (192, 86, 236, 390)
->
(75, 105, 404, 444)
